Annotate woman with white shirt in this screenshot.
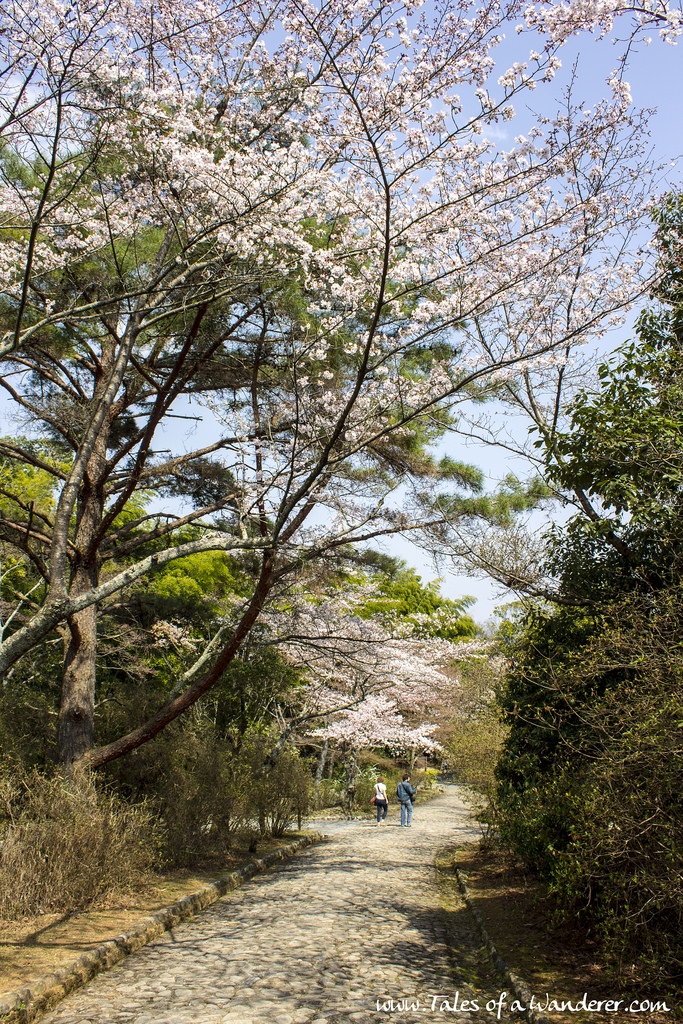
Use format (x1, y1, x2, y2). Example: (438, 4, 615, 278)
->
(373, 777, 389, 824)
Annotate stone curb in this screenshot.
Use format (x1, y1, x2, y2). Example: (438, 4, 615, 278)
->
(303, 813, 365, 822)
(0, 832, 325, 1024)
(453, 866, 553, 1024)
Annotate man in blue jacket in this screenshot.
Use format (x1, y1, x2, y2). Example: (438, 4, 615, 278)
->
(396, 774, 417, 827)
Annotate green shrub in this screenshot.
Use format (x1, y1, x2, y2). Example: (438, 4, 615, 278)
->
(107, 719, 315, 860)
(441, 649, 507, 800)
(243, 736, 312, 836)
(0, 769, 160, 918)
(546, 681, 683, 992)
(446, 713, 507, 798)
(311, 778, 343, 810)
(353, 764, 382, 808)
(494, 598, 683, 993)
(157, 732, 256, 865)
(421, 768, 439, 790)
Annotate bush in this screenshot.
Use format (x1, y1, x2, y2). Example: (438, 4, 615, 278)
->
(311, 778, 343, 811)
(547, 679, 683, 991)
(446, 713, 507, 799)
(157, 732, 256, 865)
(352, 764, 382, 808)
(442, 651, 507, 800)
(494, 596, 683, 993)
(158, 728, 314, 854)
(243, 736, 313, 836)
(420, 768, 439, 790)
(0, 768, 160, 918)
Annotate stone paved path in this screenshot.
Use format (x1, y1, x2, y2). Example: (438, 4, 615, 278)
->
(40, 787, 503, 1024)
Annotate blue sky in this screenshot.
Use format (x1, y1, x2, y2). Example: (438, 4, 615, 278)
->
(389, 26, 683, 623)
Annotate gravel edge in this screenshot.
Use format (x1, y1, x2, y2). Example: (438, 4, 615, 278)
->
(453, 865, 553, 1024)
(0, 832, 325, 1024)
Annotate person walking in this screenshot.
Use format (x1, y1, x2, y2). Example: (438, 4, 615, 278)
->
(373, 777, 389, 824)
(396, 773, 416, 827)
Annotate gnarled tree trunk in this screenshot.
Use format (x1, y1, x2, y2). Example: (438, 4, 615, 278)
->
(57, 394, 109, 765)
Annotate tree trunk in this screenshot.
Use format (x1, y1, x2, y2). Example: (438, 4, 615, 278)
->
(315, 736, 329, 784)
(57, 411, 108, 765)
(58, 593, 97, 763)
(343, 744, 357, 814)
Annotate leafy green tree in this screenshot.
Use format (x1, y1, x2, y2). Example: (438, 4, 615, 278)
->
(351, 554, 478, 640)
(493, 196, 683, 990)
(545, 199, 683, 601)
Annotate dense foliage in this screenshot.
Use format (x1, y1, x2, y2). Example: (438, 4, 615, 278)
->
(494, 197, 683, 992)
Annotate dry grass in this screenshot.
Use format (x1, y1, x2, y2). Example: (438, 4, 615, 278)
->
(0, 836, 297, 996)
(0, 770, 160, 919)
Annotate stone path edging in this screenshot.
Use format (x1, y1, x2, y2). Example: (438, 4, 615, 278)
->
(0, 833, 324, 1024)
(453, 866, 552, 1024)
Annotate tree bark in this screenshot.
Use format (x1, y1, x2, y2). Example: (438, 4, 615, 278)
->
(343, 744, 357, 814)
(57, 364, 110, 765)
(315, 736, 329, 784)
(58, 595, 97, 763)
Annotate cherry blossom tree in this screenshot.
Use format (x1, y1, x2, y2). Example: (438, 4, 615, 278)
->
(259, 588, 455, 797)
(524, 0, 682, 44)
(238, 582, 495, 793)
(0, 0, 657, 765)
(127, 574, 483, 784)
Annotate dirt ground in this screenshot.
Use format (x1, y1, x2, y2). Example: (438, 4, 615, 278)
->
(439, 842, 680, 1024)
(0, 837, 294, 996)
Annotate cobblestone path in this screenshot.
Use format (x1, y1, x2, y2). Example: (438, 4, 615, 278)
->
(40, 787, 503, 1024)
